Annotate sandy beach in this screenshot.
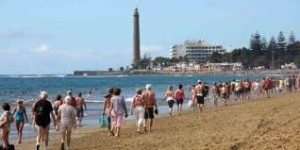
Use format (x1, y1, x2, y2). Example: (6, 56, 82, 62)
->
(15, 92, 300, 150)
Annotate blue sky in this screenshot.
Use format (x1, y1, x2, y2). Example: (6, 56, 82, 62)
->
(0, 0, 299, 74)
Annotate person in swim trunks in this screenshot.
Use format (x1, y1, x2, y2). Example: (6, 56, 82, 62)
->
(143, 84, 158, 132)
(53, 94, 62, 130)
(33, 91, 56, 150)
(75, 92, 87, 127)
(195, 80, 205, 112)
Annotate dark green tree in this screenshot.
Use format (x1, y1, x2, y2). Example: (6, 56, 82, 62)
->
(153, 56, 170, 67)
(267, 36, 277, 69)
(277, 31, 286, 52)
(140, 53, 152, 69)
(120, 66, 124, 71)
(267, 36, 277, 52)
(210, 52, 223, 63)
(288, 31, 296, 45)
(261, 37, 268, 52)
(250, 32, 263, 53)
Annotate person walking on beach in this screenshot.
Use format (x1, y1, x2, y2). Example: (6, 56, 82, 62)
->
(102, 88, 113, 135)
(130, 88, 145, 134)
(33, 91, 56, 150)
(164, 85, 175, 116)
(211, 82, 219, 107)
(175, 84, 185, 115)
(243, 79, 251, 100)
(0, 103, 14, 150)
(278, 77, 285, 93)
(109, 88, 128, 137)
(264, 77, 272, 98)
(53, 94, 63, 130)
(195, 80, 205, 112)
(66, 91, 76, 108)
(220, 84, 228, 106)
(58, 96, 77, 150)
(12, 99, 28, 144)
(188, 85, 196, 111)
(143, 84, 158, 132)
(75, 92, 87, 127)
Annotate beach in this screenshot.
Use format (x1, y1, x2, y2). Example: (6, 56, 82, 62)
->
(15, 92, 300, 150)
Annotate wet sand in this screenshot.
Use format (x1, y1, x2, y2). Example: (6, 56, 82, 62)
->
(16, 92, 300, 150)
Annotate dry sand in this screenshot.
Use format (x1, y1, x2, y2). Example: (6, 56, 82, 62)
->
(16, 93, 300, 150)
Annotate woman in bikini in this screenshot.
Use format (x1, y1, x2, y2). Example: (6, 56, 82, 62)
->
(175, 84, 185, 115)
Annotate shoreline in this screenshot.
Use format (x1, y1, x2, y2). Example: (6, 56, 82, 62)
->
(15, 92, 300, 150)
(72, 69, 300, 77)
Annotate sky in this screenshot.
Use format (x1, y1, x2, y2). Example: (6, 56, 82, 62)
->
(0, 0, 299, 74)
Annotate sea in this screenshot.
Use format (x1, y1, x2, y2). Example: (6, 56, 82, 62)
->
(0, 74, 281, 140)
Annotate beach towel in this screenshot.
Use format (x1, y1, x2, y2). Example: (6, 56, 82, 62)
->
(98, 114, 109, 128)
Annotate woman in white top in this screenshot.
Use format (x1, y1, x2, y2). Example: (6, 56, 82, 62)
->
(130, 88, 145, 134)
(164, 85, 175, 116)
(109, 88, 128, 137)
(0, 103, 14, 150)
(58, 96, 76, 150)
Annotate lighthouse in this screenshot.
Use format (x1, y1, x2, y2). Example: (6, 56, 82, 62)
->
(132, 8, 141, 69)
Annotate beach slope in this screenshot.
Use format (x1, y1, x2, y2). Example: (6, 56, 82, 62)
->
(17, 93, 300, 150)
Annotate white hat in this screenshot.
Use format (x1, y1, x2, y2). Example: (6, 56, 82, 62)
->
(67, 90, 72, 95)
(146, 84, 151, 89)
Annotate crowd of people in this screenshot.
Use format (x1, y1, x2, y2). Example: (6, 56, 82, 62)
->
(0, 75, 300, 150)
(0, 90, 87, 150)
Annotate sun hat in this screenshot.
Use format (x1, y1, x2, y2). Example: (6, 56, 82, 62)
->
(146, 84, 151, 89)
(197, 80, 202, 84)
(67, 90, 72, 95)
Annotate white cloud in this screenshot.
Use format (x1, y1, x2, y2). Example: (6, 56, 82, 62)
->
(140, 45, 168, 58)
(141, 45, 164, 53)
(31, 44, 50, 53)
(0, 44, 133, 74)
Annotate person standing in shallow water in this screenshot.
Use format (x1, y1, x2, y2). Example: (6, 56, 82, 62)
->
(12, 99, 28, 144)
(75, 92, 87, 127)
(164, 85, 175, 116)
(211, 82, 219, 107)
(109, 88, 128, 137)
(175, 84, 185, 115)
(143, 84, 158, 132)
(53, 94, 63, 131)
(130, 88, 145, 134)
(195, 80, 205, 112)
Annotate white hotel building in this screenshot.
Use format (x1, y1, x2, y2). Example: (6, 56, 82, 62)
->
(170, 40, 226, 63)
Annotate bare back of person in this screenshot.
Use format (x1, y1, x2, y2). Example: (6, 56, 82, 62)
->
(144, 91, 155, 108)
(76, 97, 84, 107)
